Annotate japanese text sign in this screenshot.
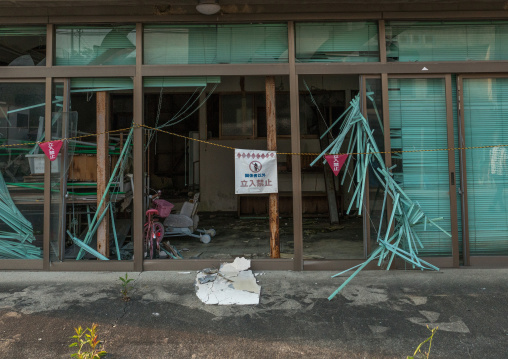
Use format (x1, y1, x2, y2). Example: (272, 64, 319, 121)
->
(39, 140, 63, 161)
(325, 154, 348, 176)
(235, 149, 278, 194)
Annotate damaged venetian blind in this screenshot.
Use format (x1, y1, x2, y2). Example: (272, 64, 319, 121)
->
(55, 25, 136, 66)
(386, 21, 508, 62)
(388, 78, 452, 256)
(144, 77, 221, 88)
(463, 78, 508, 255)
(0, 26, 46, 66)
(295, 22, 379, 62)
(143, 24, 288, 64)
(70, 78, 133, 92)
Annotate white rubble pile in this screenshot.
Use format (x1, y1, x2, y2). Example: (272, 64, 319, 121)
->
(195, 257, 261, 305)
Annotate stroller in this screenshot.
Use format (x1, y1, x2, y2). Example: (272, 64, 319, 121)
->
(163, 193, 216, 243)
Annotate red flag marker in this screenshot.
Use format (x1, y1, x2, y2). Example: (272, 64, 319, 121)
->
(325, 154, 349, 176)
(39, 140, 63, 161)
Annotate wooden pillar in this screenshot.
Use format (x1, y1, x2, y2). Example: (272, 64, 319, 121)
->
(266, 76, 280, 258)
(96, 91, 110, 258)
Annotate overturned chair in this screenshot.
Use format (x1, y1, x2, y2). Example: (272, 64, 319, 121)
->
(163, 193, 216, 243)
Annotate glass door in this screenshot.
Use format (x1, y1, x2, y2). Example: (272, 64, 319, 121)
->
(459, 76, 508, 262)
(387, 76, 459, 265)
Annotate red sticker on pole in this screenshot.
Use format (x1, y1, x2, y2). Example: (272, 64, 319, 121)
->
(325, 154, 349, 176)
(39, 140, 63, 161)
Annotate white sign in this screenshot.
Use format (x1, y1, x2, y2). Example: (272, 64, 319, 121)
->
(235, 149, 278, 194)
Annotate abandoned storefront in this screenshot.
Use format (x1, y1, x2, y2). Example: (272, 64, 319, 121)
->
(0, 1, 507, 271)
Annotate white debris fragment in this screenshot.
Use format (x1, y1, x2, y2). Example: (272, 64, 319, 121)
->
(195, 257, 261, 305)
(220, 257, 251, 275)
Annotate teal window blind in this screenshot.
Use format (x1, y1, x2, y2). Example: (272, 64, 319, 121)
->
(144, 77, 221, 88)
(295, 22, 379, 62)
(463, 78, 508, 255)
(389, 78, 452, 256)
(70, 78, 133, 92)
(386, 21, 508, 62)
(0, 27, 46, 66)
(55, 25, 136, 66)
(144, 24, 288, 65)
(71, 77, 220, 91)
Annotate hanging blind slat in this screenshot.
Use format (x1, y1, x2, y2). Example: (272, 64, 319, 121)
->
(0, 27, 46, 36)
(463, 78, 508, 255)
(389, 78, 452, 256)
(143, 76, 221, 88)
(144, 24, 288, 65)
(295, 22, 379, 62)
(387, 21, 508, 62)
(55, 25, 136, 66)
(70, 78, 133, 92)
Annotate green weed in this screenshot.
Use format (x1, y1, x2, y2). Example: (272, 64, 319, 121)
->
(408, 325, 438, 359)
(69, 323, 107, 359)
(119, 273, 134, 301)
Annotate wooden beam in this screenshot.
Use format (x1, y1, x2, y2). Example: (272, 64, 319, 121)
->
(266, 76, 280, 259)
(96, 91, 110, 258)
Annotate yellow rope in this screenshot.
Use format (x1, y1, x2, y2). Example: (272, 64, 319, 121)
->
(0, 126, 136, 148)
(139, 125, 508, 156)
(1, 123, 506, 157)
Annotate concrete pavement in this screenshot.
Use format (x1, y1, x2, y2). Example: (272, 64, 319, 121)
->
(0, 268, 507, 358)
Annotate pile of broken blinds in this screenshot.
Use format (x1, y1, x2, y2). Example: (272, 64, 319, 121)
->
(195, 257, 261, 305)
(0, 171, 41, 259)
(67, 126, 134, 261)
(309, 92, 451, 300)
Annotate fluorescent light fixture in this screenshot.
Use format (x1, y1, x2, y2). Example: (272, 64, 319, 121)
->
(196, 0, 221, 15)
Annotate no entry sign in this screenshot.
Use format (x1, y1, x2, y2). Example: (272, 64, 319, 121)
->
(235, 149, 278, 194)
(325, 154, 349, 176)
(39, 140, 63, 161)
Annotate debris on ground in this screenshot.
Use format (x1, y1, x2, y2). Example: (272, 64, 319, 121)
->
(195, 257, 261, 305)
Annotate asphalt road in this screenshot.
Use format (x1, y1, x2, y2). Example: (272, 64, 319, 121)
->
(0, 268, 507, 358)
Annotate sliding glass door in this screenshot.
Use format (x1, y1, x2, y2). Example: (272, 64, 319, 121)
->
(388, 77, 458, 261)
(461, 77, 508, 258)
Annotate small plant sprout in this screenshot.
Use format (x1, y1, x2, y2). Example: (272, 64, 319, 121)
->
(119, 273, 134, 301)
(69, 323, 107, 359)
(408, 325, 439, 359)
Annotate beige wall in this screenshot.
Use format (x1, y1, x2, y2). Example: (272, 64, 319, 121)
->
(199, 138, 327, 211)
(199, 74, 359, 212)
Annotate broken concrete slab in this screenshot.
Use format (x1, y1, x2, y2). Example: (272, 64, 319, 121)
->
(195, 257, 261, 305)
(220, 257, 251, 275)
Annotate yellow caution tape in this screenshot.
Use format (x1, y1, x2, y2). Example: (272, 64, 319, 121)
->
(0, 123, 506, 157)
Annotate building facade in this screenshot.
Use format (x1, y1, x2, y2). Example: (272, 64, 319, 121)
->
(0, 1, 507, 271)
